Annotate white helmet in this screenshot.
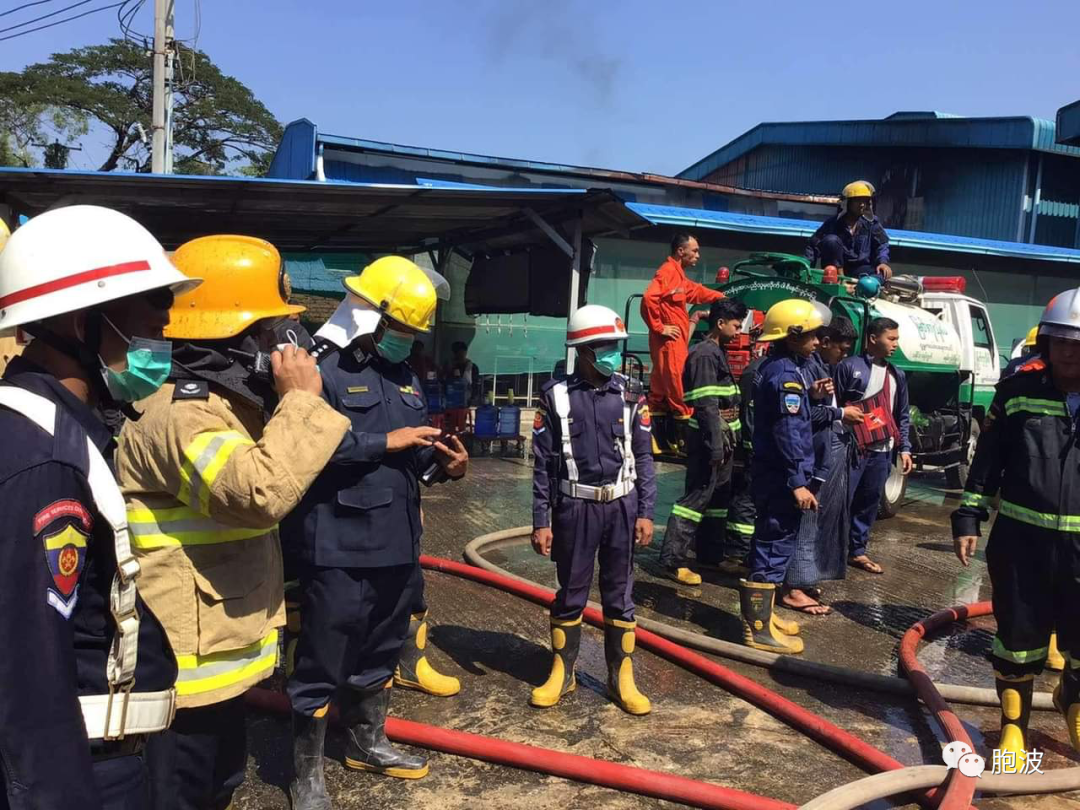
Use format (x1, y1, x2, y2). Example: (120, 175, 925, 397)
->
(1037, 288, 1080, 342)
(566, 304, 628, 347)
(0, 205, 200, 336)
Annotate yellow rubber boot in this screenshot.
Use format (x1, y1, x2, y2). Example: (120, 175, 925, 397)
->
(994, 673, 1034, 774)
(1047, 632, 1066, 672)
(667, 567, 702, 586)
(739, 580, 804, 654)
(394, 612, 461, 697)
(1053, 667, 1080, 753)
(771, 614, 801, 637)
(530, 616, 581, 708)
(603, 618, 651, 716)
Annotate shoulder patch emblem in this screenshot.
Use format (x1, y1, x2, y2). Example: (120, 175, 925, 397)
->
(533, 411, 545, 431)
(34, 500, 92, 619)
(347, 386, 369, 394)
(783, 393, 802, 414)
(639, 405, 651, 426)
(173, 380, 209, 401)
(782, 381, 804, 392)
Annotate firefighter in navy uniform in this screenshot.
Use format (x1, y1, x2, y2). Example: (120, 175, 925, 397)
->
(723, 347, 769, 576)
(953, 288, 1080, 773)
(0, 206, 201, 808)
(283, 257, 468, 807)
(531, 305, 656, 715)
(740, 299, 834, 654)
(659, 298, 748, 585)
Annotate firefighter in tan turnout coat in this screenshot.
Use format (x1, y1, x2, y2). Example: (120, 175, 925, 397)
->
(115, 235, 349, 810)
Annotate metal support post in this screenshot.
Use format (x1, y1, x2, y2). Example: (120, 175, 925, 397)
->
(565, 213, 584, 374)
(151, 0, 175, 174)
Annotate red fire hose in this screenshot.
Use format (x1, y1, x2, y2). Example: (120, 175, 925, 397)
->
(898, 603, 989, 810)
(246, 688, 793, 810)
(418, 555, 944, 808)
(248, 554, 986, 808)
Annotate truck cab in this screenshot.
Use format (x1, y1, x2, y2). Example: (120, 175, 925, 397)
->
(918, 280, 999, 490)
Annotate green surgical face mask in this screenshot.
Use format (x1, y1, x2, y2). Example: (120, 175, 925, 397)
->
(376, 328, 413, 364)
(100, 315, 173, 402)
(591, 347, 622, 377)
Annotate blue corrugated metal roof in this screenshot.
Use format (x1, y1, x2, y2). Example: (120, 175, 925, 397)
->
(627, 202, 1080, 264)
(680, 114, 1080, 181)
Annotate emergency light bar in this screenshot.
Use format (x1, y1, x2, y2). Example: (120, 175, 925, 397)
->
(920, 276, 967, 294)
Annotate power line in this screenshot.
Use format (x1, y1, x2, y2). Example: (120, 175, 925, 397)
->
(0, 1, 59, 19)
(0, 0, 96, 34)
(0, 0, 124, 41)
(117, 0, 148, 42)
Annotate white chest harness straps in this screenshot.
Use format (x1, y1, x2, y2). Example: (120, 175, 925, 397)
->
(551, 380, 637, 502)
(0, 387, 176, 740)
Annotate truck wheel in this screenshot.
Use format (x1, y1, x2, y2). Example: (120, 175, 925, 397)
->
(944, 420, 980, 490)
(878, 457, 908, 519)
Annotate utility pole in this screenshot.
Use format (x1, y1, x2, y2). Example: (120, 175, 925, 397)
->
(151, 0, 175, 173)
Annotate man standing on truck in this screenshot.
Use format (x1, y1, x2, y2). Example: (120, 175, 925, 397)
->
(952, 288, 1080, 770)
(641, 234, 725, 450)
(835, 317, 913, 576)
(804, 181, 892, 280)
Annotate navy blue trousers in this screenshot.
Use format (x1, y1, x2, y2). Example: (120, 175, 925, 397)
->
(748, 488, 803, 584)
(145, 697, 246, 810)
(817, 234, 875, 277)
(848, 450, 892, 557)
(288, 563, 418, 716)
(551, 494, 637, 622)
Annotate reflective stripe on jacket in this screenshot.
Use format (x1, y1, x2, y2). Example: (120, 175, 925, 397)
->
(682, 339, 739, 461)
(116, 383, 349, 708)
(951, 361, 1080, 539)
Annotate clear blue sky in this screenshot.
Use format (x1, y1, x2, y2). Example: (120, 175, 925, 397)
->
(3, 0, 1079, 175)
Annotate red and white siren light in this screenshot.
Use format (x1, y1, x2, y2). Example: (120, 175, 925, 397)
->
(920, 276, 967, 294)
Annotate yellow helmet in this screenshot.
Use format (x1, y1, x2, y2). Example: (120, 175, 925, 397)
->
(165, 235, 304, 340)
(841, 180, 876, 200)
(343, 256, 437, 333)
(1024, 325, 1038, 347)
(758, 299, 831, 342)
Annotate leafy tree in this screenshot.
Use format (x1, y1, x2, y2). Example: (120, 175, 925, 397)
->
(0, 39, 282, 175)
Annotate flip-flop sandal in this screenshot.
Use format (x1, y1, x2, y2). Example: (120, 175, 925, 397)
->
(848, 557, 884, 574)
(779, 596, 833, 616)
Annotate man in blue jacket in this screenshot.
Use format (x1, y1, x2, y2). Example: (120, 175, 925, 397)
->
(283, 257, 468, 807)
(804, 181, 892, 280)
(835, 317, 913, 575)
(740, 299, 832, 654)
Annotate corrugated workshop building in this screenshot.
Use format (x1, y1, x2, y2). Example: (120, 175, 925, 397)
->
(678, 111, 1080, 249)
(260, 117, 1080, 399)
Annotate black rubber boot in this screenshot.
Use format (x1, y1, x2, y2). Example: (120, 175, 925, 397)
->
(1054, 665, 1080, 752)
(288, 711, 332, 810)
(994, 673, 1034, 773)
(738, 579, 804, 654)
(530, 616, 582, 708)
(341, 686, 429, 779)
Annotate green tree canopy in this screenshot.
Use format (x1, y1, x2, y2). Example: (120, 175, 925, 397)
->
(0, 38, 282, 175)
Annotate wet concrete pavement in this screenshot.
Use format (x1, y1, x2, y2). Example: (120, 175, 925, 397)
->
(234, 458, 1080, 809)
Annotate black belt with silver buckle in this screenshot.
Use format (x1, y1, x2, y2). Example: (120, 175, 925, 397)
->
(89, 734, 147, 760)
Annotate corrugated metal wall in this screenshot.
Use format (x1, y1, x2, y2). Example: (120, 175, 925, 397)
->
(702, 145, 1031, 243)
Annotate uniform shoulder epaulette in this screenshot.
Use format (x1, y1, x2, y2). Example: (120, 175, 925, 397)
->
(540, 376, 566, 394)
(1017, 358, 1046, 374)
(172, 380, 210, 401)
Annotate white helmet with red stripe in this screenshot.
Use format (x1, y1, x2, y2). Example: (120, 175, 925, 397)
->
(0, 205, 199, 336)
(566, 304, 629, 347)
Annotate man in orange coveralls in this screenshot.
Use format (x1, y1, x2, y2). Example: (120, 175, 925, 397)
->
(641, 234, 725, 448)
